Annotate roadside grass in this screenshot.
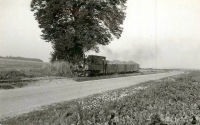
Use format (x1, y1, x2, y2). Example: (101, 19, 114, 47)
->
(1, 71, 200, 125)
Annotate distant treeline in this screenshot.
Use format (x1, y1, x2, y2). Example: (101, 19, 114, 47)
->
(0, 56, 43, 62)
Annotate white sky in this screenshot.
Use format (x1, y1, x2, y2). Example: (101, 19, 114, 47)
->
(0, 0, 200, 69)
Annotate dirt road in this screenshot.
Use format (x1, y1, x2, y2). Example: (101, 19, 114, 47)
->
(0, 71, 182, 119)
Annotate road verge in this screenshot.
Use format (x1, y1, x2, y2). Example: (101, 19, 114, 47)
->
(1, 71, 199, 124)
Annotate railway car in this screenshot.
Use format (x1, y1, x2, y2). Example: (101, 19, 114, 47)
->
(74, 55, 139, 76)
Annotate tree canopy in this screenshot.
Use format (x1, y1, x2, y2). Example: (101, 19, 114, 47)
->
(31, 0, 127, 63)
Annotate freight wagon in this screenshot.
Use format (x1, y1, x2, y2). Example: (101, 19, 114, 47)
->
(74, 55, 140, 76)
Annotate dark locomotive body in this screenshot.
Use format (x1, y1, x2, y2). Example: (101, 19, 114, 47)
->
(74, 55, 140, 76)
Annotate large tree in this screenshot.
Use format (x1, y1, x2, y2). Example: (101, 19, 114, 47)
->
(31, 0, 127, 63)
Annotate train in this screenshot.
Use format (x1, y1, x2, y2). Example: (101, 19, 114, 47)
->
(74, 55, 140, 76)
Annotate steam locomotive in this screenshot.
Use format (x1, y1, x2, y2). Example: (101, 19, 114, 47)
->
(74, 55, 140, 76)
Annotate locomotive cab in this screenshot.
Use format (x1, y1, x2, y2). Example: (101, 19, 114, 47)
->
(74, 55, 106, 76)
(86, 55, 106, 75)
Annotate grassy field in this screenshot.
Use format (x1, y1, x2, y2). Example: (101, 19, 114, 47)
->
(0, 59, 73, 79)
(0, 58, 45, 70)
(1, 70, 200, 125)
(0, 58, 47, 82)
(0, 59, 73, 89)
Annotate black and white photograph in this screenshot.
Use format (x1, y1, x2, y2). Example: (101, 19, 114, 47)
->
(0, 0, 200, 124)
